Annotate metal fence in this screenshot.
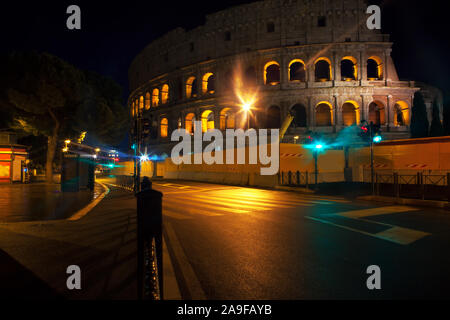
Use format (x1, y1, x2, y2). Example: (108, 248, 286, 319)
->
(375, 172, 450, 201)
(279, 171, 310, 187)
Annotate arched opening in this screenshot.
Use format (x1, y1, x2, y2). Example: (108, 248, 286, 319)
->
(367, 56, 383, 80)
(290, 104, 307, 127)
(220, 108, 235, 130)
(131, 102, 135, 117)
(368, 101, 385, 125)
(135, 99, 139, 115)
(145, 92, 151, 110)
(186, 76, 198, 99)
(341, 56, 357, 81)
(161, 84, 169, 104)
(315, 102, 333, 126)
(264, 61, 280, 85)
(244, 66, 257, 86)
(394, 101, 410, 126)
(139, 96, 144, 111)
(202, 73, 215, 94)
(160, 118, 168, 138)
(185, 113, 196, 134)
(201, 110, 215, 133)
(289, 60, 306, 82)
(266, 105, 281, 129)
(342, 101, 360, 126)
(152, 88, 159, 107)
(315, 58, 332, 81)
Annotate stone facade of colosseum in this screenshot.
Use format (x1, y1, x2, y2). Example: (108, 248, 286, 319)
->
(128, 0, 443, 154)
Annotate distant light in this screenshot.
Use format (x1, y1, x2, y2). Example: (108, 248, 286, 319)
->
(131, 144, 136, 150)
(93, 154, 97, 159)
(315, 144, 323, 149)
(62, 147, 68, 152)
(242, 103, 251, 112)
(294, 136, 299, 140)
(373, 136, 382, 143)
(65, 140, 71, 144)
(95, 148, 100, 152)
(140, 154, 149, 162)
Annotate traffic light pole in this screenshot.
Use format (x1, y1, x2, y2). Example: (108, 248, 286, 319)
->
(314, 150, 318, 190)
(370, 124, 375, 195)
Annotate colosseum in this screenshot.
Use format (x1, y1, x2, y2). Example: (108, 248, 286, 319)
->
(128, 0, 442, 156)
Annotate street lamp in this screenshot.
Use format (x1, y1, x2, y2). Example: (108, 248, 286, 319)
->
(313, 143, 325, 190)
(242, 102, 252, 130)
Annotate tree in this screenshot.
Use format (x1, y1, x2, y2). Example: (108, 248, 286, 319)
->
(429, 100, 445, 137)
(410, 91, 429, 138)
(0, 51, 128, 182)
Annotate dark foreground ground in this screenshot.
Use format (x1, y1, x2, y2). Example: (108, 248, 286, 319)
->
(1, 178, 450, 299)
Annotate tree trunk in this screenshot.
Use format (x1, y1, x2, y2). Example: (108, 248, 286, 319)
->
(45, 133, 58, 183)
(46, 108, 60, 183)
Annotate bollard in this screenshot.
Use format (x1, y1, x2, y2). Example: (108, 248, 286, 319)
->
(136, 177, 163, 300)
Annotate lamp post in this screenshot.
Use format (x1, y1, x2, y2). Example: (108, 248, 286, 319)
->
(314, 144, 323, 190)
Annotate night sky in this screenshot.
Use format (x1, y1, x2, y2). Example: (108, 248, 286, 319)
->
(2, 0, 450, 104)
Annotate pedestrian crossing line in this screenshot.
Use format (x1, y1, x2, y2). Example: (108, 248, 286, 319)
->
(164, 200, 250, 214)
(188, 194, 300, 209)
(168, 196, 274, 212)
(337, 206, 420, 219)
(217, 192, 329, 205)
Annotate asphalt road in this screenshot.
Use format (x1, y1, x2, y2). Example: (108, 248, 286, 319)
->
(150, 180, 450, 299)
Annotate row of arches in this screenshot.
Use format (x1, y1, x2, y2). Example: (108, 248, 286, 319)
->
(131, 55, 385, 116)
(157, 100, 409, 137)
(264, 56, 382, 84)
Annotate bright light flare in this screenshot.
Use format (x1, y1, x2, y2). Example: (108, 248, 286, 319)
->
(140, 154, 149, 162)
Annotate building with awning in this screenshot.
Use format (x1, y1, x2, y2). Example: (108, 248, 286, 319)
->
(0, 131, 29, 183)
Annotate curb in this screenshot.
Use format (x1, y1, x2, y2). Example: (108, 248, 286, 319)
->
(67, 182, 110, 221)
(274, 185, 316, 194)
(357, 195, 450, 210)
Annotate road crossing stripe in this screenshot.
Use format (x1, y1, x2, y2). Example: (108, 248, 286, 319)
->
(337, 206, 420, 219)
(188, 194, 300, 208)
(165, 199, 250, 214)
(218, 192, 329, 205)
(169, 196, 274, 212)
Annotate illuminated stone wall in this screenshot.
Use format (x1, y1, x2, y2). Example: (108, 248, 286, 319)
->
(128, 0, 441, 148)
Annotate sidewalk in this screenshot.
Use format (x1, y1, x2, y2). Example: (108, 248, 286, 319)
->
(0, 182, 103, 222)
(0, 186, 137, 299)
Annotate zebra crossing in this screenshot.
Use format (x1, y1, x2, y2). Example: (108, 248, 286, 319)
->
(162, 188, 349, 220)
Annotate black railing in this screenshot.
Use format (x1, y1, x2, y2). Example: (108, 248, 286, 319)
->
(375, 172, 450, 201)
(278, 171, 310, 188)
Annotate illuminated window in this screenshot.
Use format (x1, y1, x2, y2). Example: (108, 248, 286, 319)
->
(342, 101, 360, 126)
(289, 60, 306, 82)
(394, 101, 409, 126)
(152, 88, 159, 107)
(316, 102, 333, 126)
(369, 101, 385, 125)
(202, 73, 215, 94)
(186, 77, 197, 99)
(145, 92, 150, 110)
(185, 113, 196, 134)
(341, 57, 357, 81)
(220, 108, 235, 130)
(161, 84, 169, 104)
(201, 110, 214, 133)
(264, 61, 280, 85)
(315, 58, 332, 81)
(160, 118, 168, 138)
(367, 56, 383, 80)
(139, 96, 144, 110)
